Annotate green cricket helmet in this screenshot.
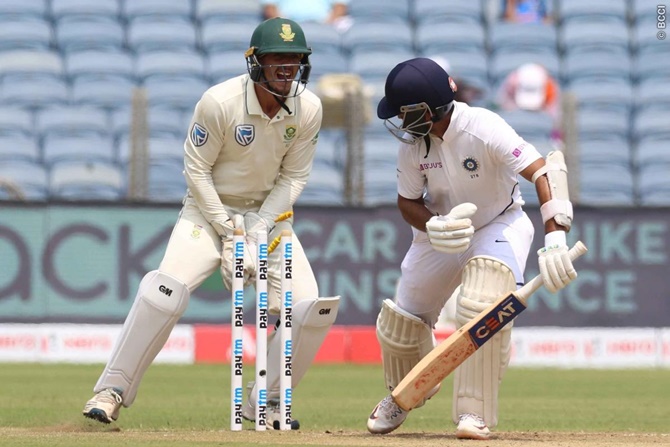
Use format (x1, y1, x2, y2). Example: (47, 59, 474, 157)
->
(245, 18, 312, 96)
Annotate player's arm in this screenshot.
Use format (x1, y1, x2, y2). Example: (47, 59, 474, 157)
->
(519, 151, 576, 293)
(397, 195, 433, 232)
(519, 157, 569, 234)
(184, 92, 234, 237)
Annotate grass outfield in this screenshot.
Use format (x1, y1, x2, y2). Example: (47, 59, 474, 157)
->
(1, 363, 669, 447)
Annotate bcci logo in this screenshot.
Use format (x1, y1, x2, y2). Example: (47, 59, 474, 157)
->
(462, 156, 479, 172)
(190, 123, 208, 147)
(235, 124, 255, 146)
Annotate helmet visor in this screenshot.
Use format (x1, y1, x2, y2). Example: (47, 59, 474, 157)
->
(383, 103, 433, 144)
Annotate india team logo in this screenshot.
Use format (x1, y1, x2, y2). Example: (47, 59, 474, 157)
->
(462, 156, 479, 172)
(235, 124, 255, 146)
(191, 123, 208, 147)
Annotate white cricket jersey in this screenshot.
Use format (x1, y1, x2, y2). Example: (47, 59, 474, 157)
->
(397, 101, 542, 231)
(183, 74, 322, 234)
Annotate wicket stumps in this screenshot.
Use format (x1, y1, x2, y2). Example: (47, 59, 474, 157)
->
(255, 230, 268, 430)
(230, 228, 245, 431)
(229, 227, 293, 431)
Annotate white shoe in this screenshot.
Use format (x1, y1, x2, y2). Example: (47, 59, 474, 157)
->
(367, 395, 408, 434)
(241, 382, 299, 430)
(82, 388, 123, 424)
(455, 413, 491, 440)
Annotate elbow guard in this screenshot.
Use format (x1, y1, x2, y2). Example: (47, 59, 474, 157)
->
(531, 150, 573, 230)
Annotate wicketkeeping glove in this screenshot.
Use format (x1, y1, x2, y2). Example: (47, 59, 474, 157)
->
(220, 214, 256, 288)
(426, 203, 477, 254)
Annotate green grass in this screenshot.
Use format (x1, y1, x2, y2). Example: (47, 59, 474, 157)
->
(0, 363, 668, 446)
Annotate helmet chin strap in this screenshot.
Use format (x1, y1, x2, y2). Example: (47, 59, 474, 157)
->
(258, 70, 294, 115)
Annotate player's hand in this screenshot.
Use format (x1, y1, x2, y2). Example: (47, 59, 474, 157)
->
(220, 215, 256, 289)
(537, 231, 577, 293)
(244, 211, 274, 244)
(426, 203, 477, 254)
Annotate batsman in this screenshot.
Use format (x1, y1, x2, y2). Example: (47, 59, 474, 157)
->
(81, 18, 340, 428)
(367, 58, 578, 439)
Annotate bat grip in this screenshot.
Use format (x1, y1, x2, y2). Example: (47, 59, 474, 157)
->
(515, 240, 588, 303)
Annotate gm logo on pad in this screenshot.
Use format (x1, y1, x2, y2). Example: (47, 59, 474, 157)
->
(190, 123, 208, 147)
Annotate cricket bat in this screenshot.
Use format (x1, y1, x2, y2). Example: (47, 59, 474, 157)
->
(390, 241, 588, 411)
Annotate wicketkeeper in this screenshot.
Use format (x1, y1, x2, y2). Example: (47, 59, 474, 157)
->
(366, 57, 577, 439)
(82, 18, 340, 428)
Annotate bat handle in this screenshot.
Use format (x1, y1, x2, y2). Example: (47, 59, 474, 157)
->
(516, 240, 588, 303)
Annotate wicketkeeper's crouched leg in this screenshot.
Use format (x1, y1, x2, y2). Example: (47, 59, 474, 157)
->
(243, 296, 340, 423)
(83, 270, 190, 423)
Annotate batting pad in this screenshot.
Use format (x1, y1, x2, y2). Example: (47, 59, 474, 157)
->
(452, 256, 516, 428)
(377, 299, 437, 407)
(94, 270, 189, 406)
(254, 296, 340, 402)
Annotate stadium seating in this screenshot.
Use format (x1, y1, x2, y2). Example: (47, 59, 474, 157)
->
(65, 50, 135, 80)
(0, 0, 659, 206)
(0, 107, 34, 137)
(50, 0, 122, 21)
(50, 160, 125, 201)
(0, 135, 41, 163)
(1, 74, 70, 108)
(127, 17, 199, 54)
(136, 51, 207, 81)
(0, 17, 52, 51)
(200, 22, 255, 53)
(560, 21, 630, 55)
(206, 51, 249, 84)
(559, 0, 628, 24)
(35, 106, 110, 158)
(637, 164, 670, 206)
(297, 160, 344, 205)
(347, 0, 411, 24)
(55, 16, 125, 53)
(416, 22, 486, 55)
(499, 110, 555, 142)
(71, 75, 135, 109)
(195, 0, 260, 25)
(342, 21, 414, 54)
(43, 135, 116, 166)
(143, 76, 209, 110)
(578, 164, 635, 206)
(568, 80, 634, 115)
(349, 49, 415, 86)
(123, 0, 193, 21)
(0, 50, 64, 79)
(0, 160, 49, 200)
(413, 0, 484, 25)
(0, 0, 48, 19)
(148, 159, 187, 203)
(488, 23, 558, 55)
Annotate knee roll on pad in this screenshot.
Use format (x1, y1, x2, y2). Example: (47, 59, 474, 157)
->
(94, 270, 189, 406)
(376, 299, 437, 406)
(259, 296, 340, 402)
(453, 256, 516, 428)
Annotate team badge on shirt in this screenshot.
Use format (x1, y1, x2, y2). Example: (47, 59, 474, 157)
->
(235, 124, 255, 146)
(190, 123, 208, 147)
(462, 156, 479, 172)
(284, 125, 297, 142)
